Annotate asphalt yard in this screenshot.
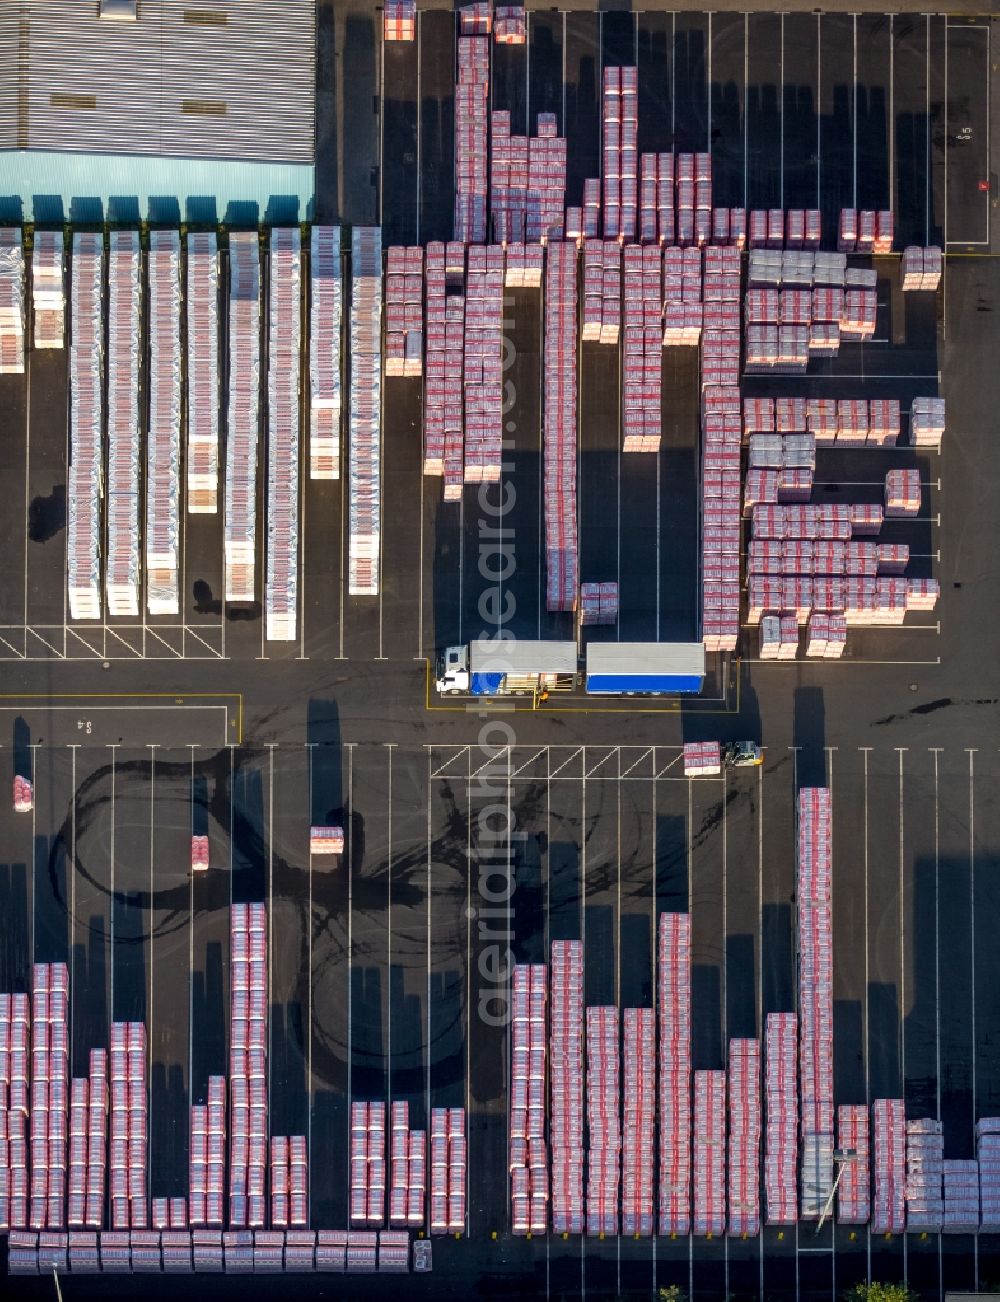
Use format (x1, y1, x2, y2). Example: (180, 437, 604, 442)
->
(0, 734, 997, 1296)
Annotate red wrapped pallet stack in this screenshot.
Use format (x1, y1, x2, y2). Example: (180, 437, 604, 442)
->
(454, 27, 490, 242)
(543, 243, 578, 611)
(585, 1006, 619, 1235)
(550, 943, 583, 1234)
(228, 903, 267, 1228)
(727, 1039, 761, 1237)
(872, 1098, 906, 1233)
(764, 1013, 797, 1223)
(621, 1008, 655, 1236)
(658, 913, 691, 1235)
(693, 1070, 726, 1236)
(602, 67, 637, 241)
(383, 0, 415, 41)
(464, 244, 505, 483)
(509, 963, 550, 1234)
(621, 245, 662, 452)
(836, 1104, 870, 1224)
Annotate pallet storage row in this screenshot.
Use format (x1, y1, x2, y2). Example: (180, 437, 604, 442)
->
(836, 1104, 870, 1224)
(146, 230, 182, 615)
(105, 231, 142, 616)
(585, 1006, 619, 1236)
(189, 1076, 225, 1227)
(309, 226, 343, 479)
(454, 33, 489, 242)
(269, 1134, 307, 1228)
(910, 396, 946, 450)
(662, 245, 705, 345)
(151, 1198, 189, 1230)
(31, 230, 64, 348)
(423, 241, 465, 493)
(543, 242, 578, 610)
(797, 788, 834, 1219)
(348, 228, 383, 593)
(503, 241, 543, 288)
(429, 1106, 465, 1234)
(224, 232, 261, 602)
(602, 67, 637, 241)
(581, 240, 621, 344)
(744, 395, 902, 448)
(0, 228, 24, 372)
(902, 245, 943, 291)
(463, 244, 504, 482)
(265, 227, 301, 642)
(692, 1071, 726, 1236)
(510, 963, 549, 1235)
(700, 373, 741, 650)
(350, 1101, 387, 1227)
(388, 1101, 425, 1227)
(525, 114, 567, 243)
(68, 232, 104, 619)
(727, 1039, 760, 1237)
(621, 1008, 655, 1236)
(745, 207, 822, 250)
(26, 965, 69, 1230)
(109, 1021, 147, 1230)
(838, 208, 893, 254)
(578, 581, 618, 626)
(763, 1013, 797, 1223)
(658, 913, 691, 1234)
(186, 233, 220, 512)
(978, 1118, 1000, 1230)
(943, 1159, 981, 1233)
(550, 943, 583, 1234)
(384, 245, 423, 377)
(493, 6, 525, 44)
(905, 1118, 944, 1230)
(872, 1098, 906, 1233)
(621, 245, 662, 451)
(229, 903, 267, 1228)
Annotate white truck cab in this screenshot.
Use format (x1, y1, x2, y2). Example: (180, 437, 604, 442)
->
(435, 645, 470, 694)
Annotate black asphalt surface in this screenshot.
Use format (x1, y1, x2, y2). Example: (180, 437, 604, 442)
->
(1, 7, 1000, 1299)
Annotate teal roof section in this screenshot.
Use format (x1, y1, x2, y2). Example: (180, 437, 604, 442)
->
(0, 151, 315, 225)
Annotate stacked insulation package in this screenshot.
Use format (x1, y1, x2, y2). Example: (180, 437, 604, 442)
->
(269, 1134, 307, 1228)
(836, 1104, 870, 1224)
(901, 246, 943, 292)
(621, 1008, 655, 1235)
(764, 1013, 797, 1223)
(0, 994, 30, 1228)
(265, 228, 302, 642)
(510, 963, 549, 1234)
(797, 787, 834, 1219)
(943, 1159, 980, 1233)
(447, 1108, 466, 1231)
(910, 397, 946, 451)
(978, 1118, 1000, 1231)
(188, 1075, 226, 1227)
(28, 964, 69, 1229)
(31, 231, 65, 348)
(871, 1098, 906, 1233)
(309, 226, 343, 479)
(494, 6, 526, 43)
(581, 241, 621, 344)
(186, 233, 220, 512)
(384, 245, 423, 378)
(550, 943, 583, 1234)
(692, 1071, 726, 1236)
(109, 1021, 147, 1229)
(727, 1039, 761, 1236)
(661, 246, 703, 345)
(224, 232, 261, 602)
(621, 246, 662, 451)
(423, 242, 465, 496)
(490, 111, 529, 243)
(0, 228, 24, 372)
(526, 114, 567, 242)
(348, 227, 383, 594)
(229, 903, 267, 1228)
(454, 22, 489, 243)
(388, 1101, 425, 1228)
(658, 913, 691, 1234)
(146, 231, 182, 615)
(106, 231, 142, 616)
(905, 1118, 944, 1230)
(382, 0, 415, 40)
(578, 581, 619, 626)
(543, 242, 578, 611)
(463, 245, 504, 483)
(504, 242, 543, 289)
(585, 1006, 619, 1235)
(68, 232, 104, 620)
(602, 67, 637, 241)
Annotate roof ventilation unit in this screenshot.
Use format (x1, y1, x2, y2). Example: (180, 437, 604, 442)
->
(100, 0, 138, 19)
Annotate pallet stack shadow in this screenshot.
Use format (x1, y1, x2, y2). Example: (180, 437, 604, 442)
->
(146, 230, 181, 615)
(309, 226, 342, 480)
(68, 232, 104, 620)
(265, 228, 301, 641)
(224, 232, 261, 603)
(348, 227, 382, 595)
(185, 233, 220, 513)
(0, 228, 24, 372)
(31, 231, 65, 349)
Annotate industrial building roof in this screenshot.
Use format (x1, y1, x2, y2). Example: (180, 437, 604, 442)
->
(0, 0, 315, 165)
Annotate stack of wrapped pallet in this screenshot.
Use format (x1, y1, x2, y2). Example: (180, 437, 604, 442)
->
(31, 232, 64, 348)
(0, 229, 24, 373)
(901, 246, 943, 291)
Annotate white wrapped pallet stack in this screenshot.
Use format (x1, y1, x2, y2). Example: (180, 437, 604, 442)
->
(621, 1008, 655, 1236)
(727, 1039, 761, 1237)
(836, 1104, 870, 1223)
(186, 233, 220, 513)
(764, 1013, 797, 1224)
(585, 1006, 619, 1236)
(978, 1117, 1000, 1230)
(31, 231, 64, 349)
(797, 787, 834, 1219)
(225, 232, 261, 602)
(68, 232, 104, 620)
(309, 226, 343, 479)
(871, 1098, 906, 1234)
(658, 913, 691, 1234)
(550, 943, 583, 1234)
(905, 1118, 944, 1230)
(0, 228, 25, 373)
(942, 1159, 979, 1233)
(106, 230, 142, 617)
(265, 228, 301, 642)
(348, 227, 382, 595)
(463, 244, 504, 484)
(145, 231, 182, 615)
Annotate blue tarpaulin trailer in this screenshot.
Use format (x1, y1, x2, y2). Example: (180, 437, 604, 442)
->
(469, 640, 578, 695)
(584, 642, 706, 695)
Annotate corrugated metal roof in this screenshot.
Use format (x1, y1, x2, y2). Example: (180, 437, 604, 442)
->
(585, 642, 707, 678)
(0, 0, 314, 164)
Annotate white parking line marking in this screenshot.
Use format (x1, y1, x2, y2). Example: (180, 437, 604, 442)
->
(779, 14, 784, 211)
(346, 742, 355, 1106)
(853, 14, 858, 211)
(23, 347, 31, 659)
(816, 13, 822, 210)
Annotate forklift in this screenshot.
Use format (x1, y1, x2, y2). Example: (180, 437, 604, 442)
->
(723, 741, 764, 768)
